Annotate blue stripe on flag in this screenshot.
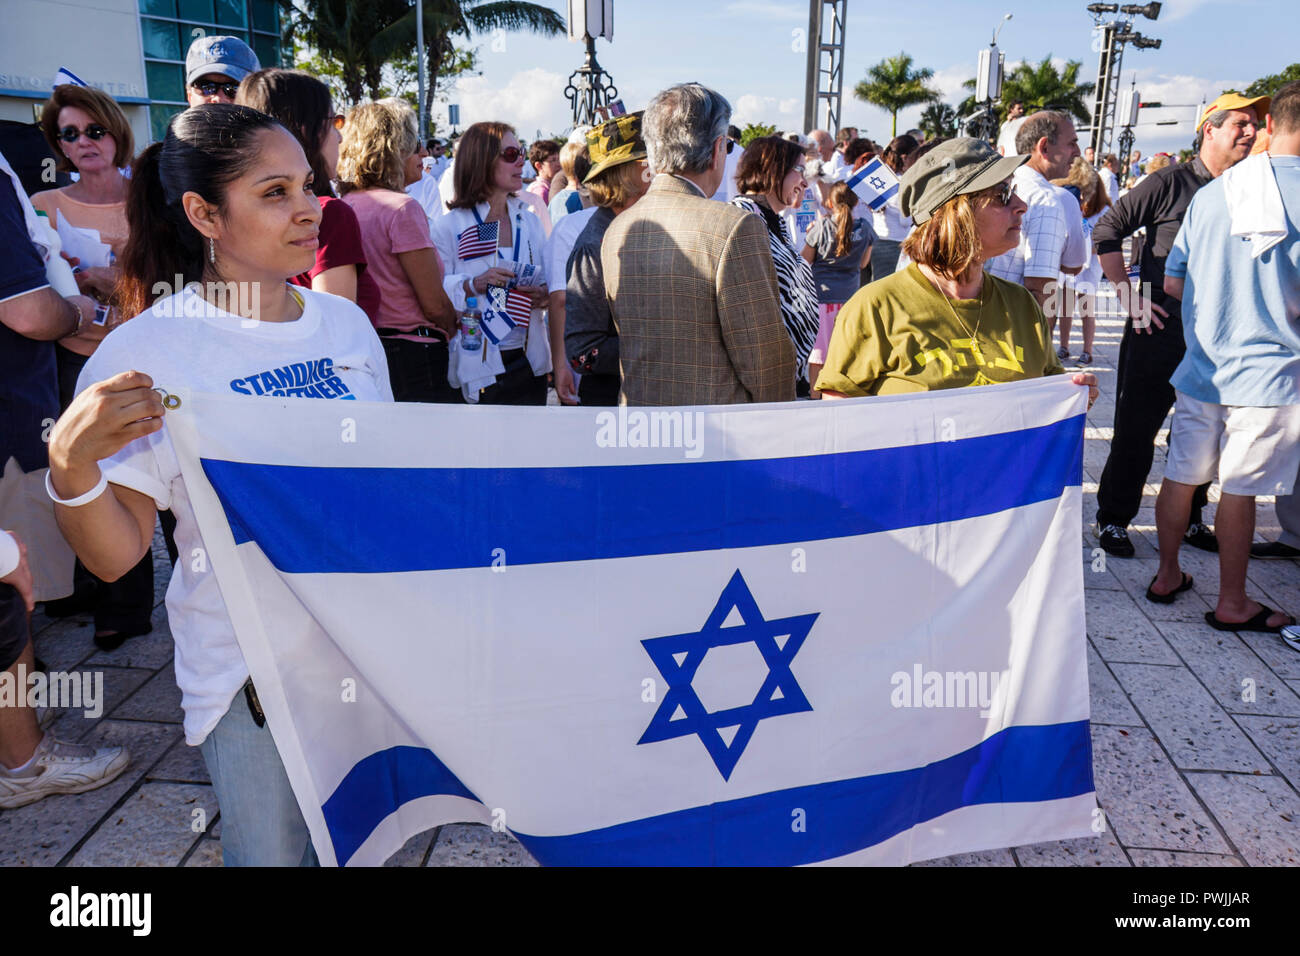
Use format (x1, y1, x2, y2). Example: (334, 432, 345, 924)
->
(323, 720, 1092, 866)
(868, 183, 900, 210)
(321, 745, 477, 865)
(201, 414, 1083, 574)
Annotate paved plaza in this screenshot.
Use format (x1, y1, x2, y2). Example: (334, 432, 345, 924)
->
(2, 287, 1298, 867)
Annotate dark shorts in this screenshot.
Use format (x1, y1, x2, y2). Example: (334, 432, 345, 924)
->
(0, 583, 28, 671)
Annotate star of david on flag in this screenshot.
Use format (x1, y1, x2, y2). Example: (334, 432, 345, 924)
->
(639, 571, 817, 780)
(847, 157, 901, 211)
(457, 221, 499, 260)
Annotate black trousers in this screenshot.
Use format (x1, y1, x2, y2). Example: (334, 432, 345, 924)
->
(54, 346, 159, 633)
(478, 348, 548, 406)
(577, 372, 620, 407)
(380, 338, 466, 404)
(1096, 317, 1209, 529)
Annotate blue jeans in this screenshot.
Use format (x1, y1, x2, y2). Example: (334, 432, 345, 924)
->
(198, 689, 319, 867)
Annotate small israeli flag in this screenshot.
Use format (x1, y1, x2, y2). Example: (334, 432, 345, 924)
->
(480, 290, 518, 344)
(847, 158, 901, 211)
(53, 67, 88, 88)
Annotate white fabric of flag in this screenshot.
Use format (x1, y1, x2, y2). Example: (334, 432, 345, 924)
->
(167, 377, 1095, 866)
(846, 157, 902, 211)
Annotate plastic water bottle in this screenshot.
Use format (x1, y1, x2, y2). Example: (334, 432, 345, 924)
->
(461, 296, 482, 352)
(34, 211, 80, 297)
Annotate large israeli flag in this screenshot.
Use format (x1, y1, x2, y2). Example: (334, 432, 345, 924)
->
(167, 377, 1094, 866)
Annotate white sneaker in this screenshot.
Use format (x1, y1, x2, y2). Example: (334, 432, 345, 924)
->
(0, 733, 130, 809)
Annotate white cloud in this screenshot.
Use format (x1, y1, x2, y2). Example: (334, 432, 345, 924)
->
(446, 68, 573, 139)
(731, 93, 803, 130)
(1158, 0, 1223, 22)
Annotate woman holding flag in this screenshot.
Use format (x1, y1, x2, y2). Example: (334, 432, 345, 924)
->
(45, 103, 393, 865)
(431, 121, 552, 405)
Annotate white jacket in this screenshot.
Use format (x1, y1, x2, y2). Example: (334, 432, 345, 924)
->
(430, 196, 552, 401)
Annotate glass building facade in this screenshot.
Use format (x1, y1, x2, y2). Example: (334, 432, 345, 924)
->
(139, 0, 285, 141)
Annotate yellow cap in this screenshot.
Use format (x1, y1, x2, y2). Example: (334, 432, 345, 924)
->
(1199, 92, 1270, 129)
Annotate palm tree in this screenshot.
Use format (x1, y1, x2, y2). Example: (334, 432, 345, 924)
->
(291, 0, 412, 104)
(999, 56, 1095, 125)
(853, 53, 941, 138)
(919, 102, 957, 140)
(293, 1, 565, 108)
(374, 0, 566, 129)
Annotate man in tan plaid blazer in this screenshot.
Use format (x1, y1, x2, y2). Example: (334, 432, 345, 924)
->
(601, 84, 795, 406)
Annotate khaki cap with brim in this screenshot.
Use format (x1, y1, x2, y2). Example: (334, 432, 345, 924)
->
(584, 112, 648, 184)
(1199, 92, 1270, 129)
(900, 137, 1028, 225)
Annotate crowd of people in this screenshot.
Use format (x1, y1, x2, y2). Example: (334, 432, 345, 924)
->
(2, 31, 1298, 865)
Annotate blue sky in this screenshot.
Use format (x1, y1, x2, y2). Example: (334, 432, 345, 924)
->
(436, 0, 1293, 155)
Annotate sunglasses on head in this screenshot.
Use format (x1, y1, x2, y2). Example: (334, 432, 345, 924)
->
(193, 80, 239, 98)
(499, 146, 524, 163)
(58, 124, 109, 143)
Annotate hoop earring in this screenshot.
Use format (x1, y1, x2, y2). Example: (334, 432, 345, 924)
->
(208, 236, 216, 265)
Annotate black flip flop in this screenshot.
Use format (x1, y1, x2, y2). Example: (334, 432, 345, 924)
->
(1204, 606, 1296, 634)
(1146, 572, 1192, 604)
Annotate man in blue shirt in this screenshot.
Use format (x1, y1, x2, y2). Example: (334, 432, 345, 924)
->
(1150, 82, 1300, 637)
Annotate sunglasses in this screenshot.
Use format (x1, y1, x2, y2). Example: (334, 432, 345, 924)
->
(987, 180, 1018, 207)
(330, 114, 345, 131)
(58, 124, 109, 143)
(499, 146, 524, 163)
(727, 138, 736, 155)
(193, 80, 239, 98)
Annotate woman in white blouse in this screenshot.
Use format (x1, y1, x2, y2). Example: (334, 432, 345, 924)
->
(430, 122, 552, 405)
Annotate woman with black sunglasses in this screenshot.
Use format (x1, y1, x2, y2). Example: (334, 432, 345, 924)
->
(32, 84, 155, 651)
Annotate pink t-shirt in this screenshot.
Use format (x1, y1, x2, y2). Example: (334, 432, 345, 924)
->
(341, 188, 444, 337)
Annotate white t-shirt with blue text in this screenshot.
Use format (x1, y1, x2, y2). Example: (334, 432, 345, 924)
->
(77, 284, 392, 745)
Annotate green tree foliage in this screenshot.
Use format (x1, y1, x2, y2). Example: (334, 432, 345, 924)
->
(998, 56, 1095, 125)
(919, 102, 957, 139)
(739, 122, 777, 147)
(853, 53, 941, 137)
(1245, 63, 1300, 97)
(291, 0, 562, 118)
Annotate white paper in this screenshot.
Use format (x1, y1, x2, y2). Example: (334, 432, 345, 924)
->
(55, 216, 112, 268)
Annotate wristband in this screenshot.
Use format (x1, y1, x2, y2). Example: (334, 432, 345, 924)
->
(45, 468, 109, 507)
(0, 531, 19, 579)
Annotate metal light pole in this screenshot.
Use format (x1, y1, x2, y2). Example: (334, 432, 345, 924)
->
(802, 0, 848, 134)
(565, 0, 617, 129)
(416, 0, 427, 141)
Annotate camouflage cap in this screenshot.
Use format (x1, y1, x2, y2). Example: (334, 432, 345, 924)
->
(583, 111, 647, 184)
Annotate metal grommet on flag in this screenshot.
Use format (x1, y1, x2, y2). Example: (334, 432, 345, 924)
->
(154, 387, 182, 410)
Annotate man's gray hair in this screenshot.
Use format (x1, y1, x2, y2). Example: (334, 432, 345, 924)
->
(644, 83, 732, 175)
(1015, 110, 1070, 156)
(1195, 108, 1234, 150)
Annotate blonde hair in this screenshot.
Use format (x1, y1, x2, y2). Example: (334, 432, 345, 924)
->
(1146, 153, 1171, 174)
(336, 100, 417, 193)
(587, 161, 646, 209)
(559, 140, 591, 190)
(1052, 156, 1111, 218)
(902, 193, 982, 280)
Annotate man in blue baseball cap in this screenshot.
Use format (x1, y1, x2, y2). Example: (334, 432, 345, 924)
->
(185, 35, 260, 106)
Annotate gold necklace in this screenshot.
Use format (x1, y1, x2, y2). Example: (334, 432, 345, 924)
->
(927, 268, 992, 372)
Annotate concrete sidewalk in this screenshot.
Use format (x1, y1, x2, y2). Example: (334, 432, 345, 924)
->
(2, 286, 1297, 867)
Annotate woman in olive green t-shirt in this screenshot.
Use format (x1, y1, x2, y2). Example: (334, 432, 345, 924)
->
(818, 138, 1098, 406)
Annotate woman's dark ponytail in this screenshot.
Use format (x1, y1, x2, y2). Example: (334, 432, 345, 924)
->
(115, 104, 282, 319)
(117, 140, 204, 319)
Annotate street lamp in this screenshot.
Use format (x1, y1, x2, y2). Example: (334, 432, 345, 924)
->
(565, 0, 619, 129)
(992, 12, 1012, 45)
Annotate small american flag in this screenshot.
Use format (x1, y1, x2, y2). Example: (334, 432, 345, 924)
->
(457, 221, 499, 260)
(504, 288, 532, 328)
